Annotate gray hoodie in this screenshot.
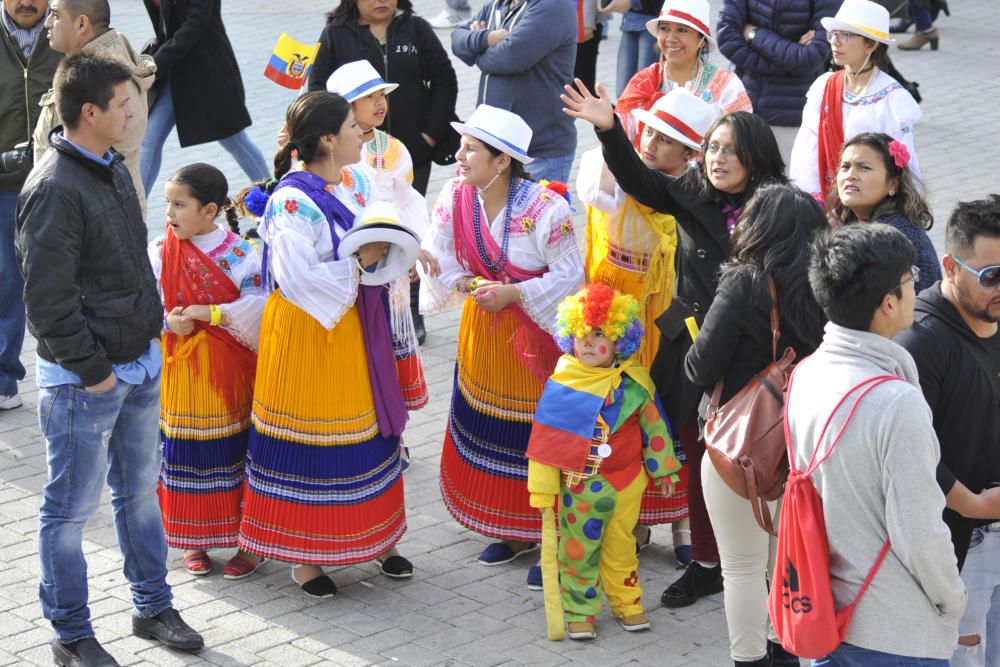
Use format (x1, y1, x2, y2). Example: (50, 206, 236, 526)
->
(786, 322, 965, 659)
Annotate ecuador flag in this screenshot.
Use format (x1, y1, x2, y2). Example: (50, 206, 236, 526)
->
(264, 33, 320, 90)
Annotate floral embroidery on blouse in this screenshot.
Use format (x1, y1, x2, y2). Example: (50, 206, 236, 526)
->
(844, 82, 904, 107)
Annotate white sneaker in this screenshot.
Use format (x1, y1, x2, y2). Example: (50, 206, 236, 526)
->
(428, 9, 466, 29)
(0, 394, 23, 410)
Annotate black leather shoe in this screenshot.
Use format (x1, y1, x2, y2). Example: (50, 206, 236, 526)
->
(768, 639, 799, 666)
(410, 279, 426, 345)
(660, 561, 724, 608)
(52, 638, 120, 666)
(132, 608, 204, 652)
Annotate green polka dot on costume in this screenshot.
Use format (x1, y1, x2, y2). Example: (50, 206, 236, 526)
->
(594, 496, 615, 513)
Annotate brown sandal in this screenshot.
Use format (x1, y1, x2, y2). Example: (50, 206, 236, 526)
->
(223, 553, 265, 580)
(182, 551, 212, 576)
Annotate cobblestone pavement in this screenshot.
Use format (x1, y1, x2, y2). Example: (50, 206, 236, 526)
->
(1, 0, 997, 664)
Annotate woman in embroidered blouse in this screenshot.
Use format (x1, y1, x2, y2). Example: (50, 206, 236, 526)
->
(616, 0, 751, 145)
(420, 105, 584, 575)
(150, 163, 266, 580)
(829, 132, 940, 293)
(237, 91, 414, 598)
(789, 0, 921, 201)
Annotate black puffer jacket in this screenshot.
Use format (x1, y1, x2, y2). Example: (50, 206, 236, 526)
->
(15, 135, 161, 386)
(895, 283, 1000, 569)
(717, 0, 837, 127)
(308, 11, 458, 167)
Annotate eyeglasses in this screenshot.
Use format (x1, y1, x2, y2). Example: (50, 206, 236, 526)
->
(826, 30, 860, 44)
(706, 144, 738, 157)
(951, 256, 1000, 288)
(891, 265, 920, 293)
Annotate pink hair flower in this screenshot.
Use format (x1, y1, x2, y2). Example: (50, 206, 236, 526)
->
(888, 140, 910, 170)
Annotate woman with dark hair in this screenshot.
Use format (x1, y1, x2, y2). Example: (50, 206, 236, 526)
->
(616, 0, 751, 145)
(420, 105, 583, 583)
(686, 184, 827, 666)
(830, 132, 940, 292)
(236, 91, 413, 598)
(308, 0, 458, 197)
(563, 79, 786, 609)
(789, 0, 921, 200)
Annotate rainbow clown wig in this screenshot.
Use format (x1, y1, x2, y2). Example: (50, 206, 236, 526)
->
(554, 283, 645, 359)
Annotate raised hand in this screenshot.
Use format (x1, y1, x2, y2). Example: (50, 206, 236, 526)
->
(561, 78, 615, 132)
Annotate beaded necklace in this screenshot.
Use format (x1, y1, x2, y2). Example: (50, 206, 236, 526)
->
(473, 176, 519, 274)
(659, 58, 705, 96)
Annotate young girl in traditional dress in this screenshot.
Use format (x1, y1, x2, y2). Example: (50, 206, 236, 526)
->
(238, 92, 413, 598)
(325, 60, 432, 428)
(150, 163, 266, 579)
(420, 105, 584, 583)
(577, 88, 717, 563)
(790, 0, 921, 201)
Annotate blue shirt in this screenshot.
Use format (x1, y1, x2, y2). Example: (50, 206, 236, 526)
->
(35, 134, 160, 388)
(622, 0, 657, 32)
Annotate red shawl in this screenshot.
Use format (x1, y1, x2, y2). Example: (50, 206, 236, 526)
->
(817, 70, 846, 202)
(616, 63, 665, 149)
(452, 182, 562, 382)
(159, 226, 256, 407)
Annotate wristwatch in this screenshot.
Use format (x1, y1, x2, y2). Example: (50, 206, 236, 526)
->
(747, 28, 757, 41)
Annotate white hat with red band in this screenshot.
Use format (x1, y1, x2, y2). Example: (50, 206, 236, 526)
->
(630, 88, 717, 151)
(820, 0, 893, 45)
(646, 0, 714, 43)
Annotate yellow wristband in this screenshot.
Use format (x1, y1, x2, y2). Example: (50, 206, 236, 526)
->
(209, 304, 222, 326)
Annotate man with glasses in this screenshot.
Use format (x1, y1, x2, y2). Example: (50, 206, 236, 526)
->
(789, 223, 965, 665)
(896, 195, 1000, 666)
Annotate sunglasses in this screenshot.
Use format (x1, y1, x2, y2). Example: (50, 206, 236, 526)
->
(951, 256, 1000, 288)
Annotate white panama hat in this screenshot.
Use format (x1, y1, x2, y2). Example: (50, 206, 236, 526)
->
(646, 0, 715, 43)
(326, 60, 399, 103)
(820, 0, 893, 45)
(631, 88, 717, 151)
(338, 201, 421, 286)
(450, 104, 534, 164)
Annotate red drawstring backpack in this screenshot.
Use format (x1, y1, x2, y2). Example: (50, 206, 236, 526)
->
(768, 371, 899, 659)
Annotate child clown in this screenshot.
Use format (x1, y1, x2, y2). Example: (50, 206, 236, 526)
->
(526, 283, 682, 640)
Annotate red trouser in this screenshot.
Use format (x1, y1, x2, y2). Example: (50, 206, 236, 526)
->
(678, 418, 719, 563)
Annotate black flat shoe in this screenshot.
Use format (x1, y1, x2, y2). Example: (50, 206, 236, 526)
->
(660, 561, 724, 608)
(295, 572, 338, 598)
(378, 555, 413, 579)
(52, 638, 120, 667)
(132, 608, 204, 652)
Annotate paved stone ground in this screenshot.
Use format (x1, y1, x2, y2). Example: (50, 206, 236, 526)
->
(1, 0, 997, 664)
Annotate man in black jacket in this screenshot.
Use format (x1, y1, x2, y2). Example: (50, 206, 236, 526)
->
(16, 53, 202, 667)
(896, 195, 1000, 659)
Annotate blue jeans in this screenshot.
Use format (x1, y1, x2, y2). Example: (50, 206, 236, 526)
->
(0, 192, 25, 396)
(528, 151, 575, 185)
(616, 28, 659, 98)
(908, 1, 934, 31)
(38, 372, 172, 643)
(140, 81, 270, 197)
(814, 643, 949, 667)
(952, 523, 1000, 667)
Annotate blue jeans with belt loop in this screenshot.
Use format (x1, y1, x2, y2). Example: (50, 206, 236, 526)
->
(37, 371, 172, 643)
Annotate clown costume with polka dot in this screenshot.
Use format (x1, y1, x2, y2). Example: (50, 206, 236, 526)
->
(526, 284, 683, 640)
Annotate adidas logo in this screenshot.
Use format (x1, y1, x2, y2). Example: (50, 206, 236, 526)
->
(781, 560, 813, 614)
